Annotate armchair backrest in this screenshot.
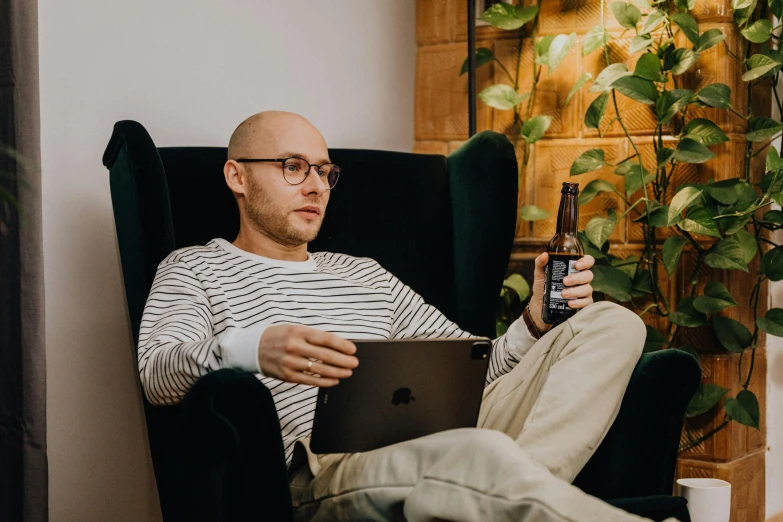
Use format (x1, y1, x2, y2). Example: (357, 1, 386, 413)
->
(103, 120, 517, 346)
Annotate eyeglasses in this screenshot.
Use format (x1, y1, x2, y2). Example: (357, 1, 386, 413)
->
(236, 157, 340, 189)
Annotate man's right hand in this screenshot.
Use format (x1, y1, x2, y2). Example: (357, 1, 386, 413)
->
(258, 324, 358, 387)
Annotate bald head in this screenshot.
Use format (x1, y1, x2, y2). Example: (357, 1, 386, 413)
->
(227, 111, 327, 160)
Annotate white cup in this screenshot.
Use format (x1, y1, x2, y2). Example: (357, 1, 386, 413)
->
(676, 478, 731, 522)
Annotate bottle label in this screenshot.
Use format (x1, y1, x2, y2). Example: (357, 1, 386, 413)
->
(545, 256, 581, 311)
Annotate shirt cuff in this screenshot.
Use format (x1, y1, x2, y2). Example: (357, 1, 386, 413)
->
(504, 315, 539, 359)
(219, 326, 268, 374)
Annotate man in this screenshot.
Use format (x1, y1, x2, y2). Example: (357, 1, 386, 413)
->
(138, 111, 655, 521)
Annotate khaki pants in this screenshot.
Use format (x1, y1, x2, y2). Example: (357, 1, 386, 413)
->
(290, 301, 656, 522)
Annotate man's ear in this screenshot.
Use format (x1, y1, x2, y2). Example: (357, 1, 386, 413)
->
(224, 160, 247, 197)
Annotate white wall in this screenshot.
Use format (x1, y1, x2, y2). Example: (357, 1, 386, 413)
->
(37, 1, 416, 520)
(770, 276, 783, 517)
(768, 79, 783, 518)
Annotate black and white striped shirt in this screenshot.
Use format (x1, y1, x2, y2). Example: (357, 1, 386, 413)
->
(138, 238, 535, 463)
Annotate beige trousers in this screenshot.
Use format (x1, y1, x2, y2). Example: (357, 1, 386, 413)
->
(290, 301, 655, 522)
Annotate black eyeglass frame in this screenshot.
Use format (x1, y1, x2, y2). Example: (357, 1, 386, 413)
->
(235, 157, 340, 189)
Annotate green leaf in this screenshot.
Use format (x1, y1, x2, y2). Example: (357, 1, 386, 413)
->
(741, 19, 773, 43)
(460, 47, 495, 75)
(678, 205, 722, 237)
(612, 254, 638, 279)
(570, 148, 606, 176)
(675, 0, 696, 9)
(631, 0, 651, 8)
(656, 89, 693, 125)
(644, 326, 669, 352)
(585, 209, 618, 248)
(657, 147, 676, 167)
(762, 245, 783, 280)
(503, 273, 530, 301)
(668, 186, 703, 224)
(479, 84, 530, 110)
(713, 316, 753, 352)
(521, 115, 552, 144)
(589, 63, 631, 92)
(733, 0, 755, 8)
(631, 269, 653, 297)
(624, 164, 655, 194)
(684, 118, 729, 146)
(585, 91, 610, 129)
(686, 383, 730, 417)
(696, 28, 727, 53)
(723, 214, 752, 236)
(520, 205, 551, 221)
(762, 209, 783, 225)
(566, 73, 592, 105)
(705, 179, 740, 206)
(696, 83, 732, 109)
(536, 35, 556, 65)
(630, 35, 653, 54)
(610, 2, 642, 29)
(640, 9, 666, 35)
(673, 138, 717, 164)
(757, 308, 783, 337)
(547, 33, 577, 72)
(767, 147, 783, 172)
(671, 13, 699, 45)
(705, 238, 749, 272)
(612, 76, 658, 104)
(725, 390, 760, 429)
(613, 159, 635, 176)
(591, 265, 633, 302)
(733, 229, 757, 263)
(772, 0, 783, 19)
(668, 48, 700, 76)
(582, 26, 608, 56)
(669, 296, 709, 327)
(734, 0, 758, 27)
(634, 52, 667, 82)
(663, 236, 688, 277)
(579, 179, 617, 205)
(579, 231, 609, 259)
(762, 170, 783, 194)
(742, 54, 781, 81)
(694, 281, 739, 314)
(746, 117, 783, 142)
(479, 3, 539, 30)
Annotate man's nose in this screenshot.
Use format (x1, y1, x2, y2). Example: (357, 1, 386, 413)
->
(301, 166, 329, 194)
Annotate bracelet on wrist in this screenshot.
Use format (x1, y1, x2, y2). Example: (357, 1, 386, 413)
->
(522, 304, 544, 340)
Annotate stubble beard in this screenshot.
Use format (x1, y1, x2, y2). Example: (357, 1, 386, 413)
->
(244, 175, 323, 248)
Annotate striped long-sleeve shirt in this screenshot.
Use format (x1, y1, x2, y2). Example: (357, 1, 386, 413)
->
(138, 238, 536, 463)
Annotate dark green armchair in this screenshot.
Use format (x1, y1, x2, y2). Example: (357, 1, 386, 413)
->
(103, 120, 699, 521)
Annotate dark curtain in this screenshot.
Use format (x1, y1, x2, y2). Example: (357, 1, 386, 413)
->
(0, 0, 47, 520)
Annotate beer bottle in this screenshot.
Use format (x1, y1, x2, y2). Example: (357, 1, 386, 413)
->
(542, 182, 584, 326)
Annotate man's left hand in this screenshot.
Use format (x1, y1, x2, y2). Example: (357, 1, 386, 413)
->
(528, 253, 595, 333)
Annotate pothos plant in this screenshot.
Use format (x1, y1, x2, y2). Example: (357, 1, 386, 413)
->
(462, 2, 580, 335)
(461, 2, 587, 222)
(467, 0, 783, 448)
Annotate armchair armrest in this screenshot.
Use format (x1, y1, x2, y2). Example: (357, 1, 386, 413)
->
(573, 350, 701, 500)
(157, 369, 292, 522)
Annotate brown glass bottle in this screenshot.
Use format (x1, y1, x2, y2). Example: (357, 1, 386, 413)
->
(542, 182, 584, 326)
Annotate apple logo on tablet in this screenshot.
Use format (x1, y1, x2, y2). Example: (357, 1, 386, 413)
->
(391, 388, 415, 406)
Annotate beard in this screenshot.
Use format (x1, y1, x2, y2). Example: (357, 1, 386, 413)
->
(244, 174, 324, 247)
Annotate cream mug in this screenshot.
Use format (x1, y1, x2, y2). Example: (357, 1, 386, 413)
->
(676, 478, 731, 522)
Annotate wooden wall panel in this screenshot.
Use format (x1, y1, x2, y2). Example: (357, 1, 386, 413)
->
(414, 4, 768, 516)
(415, 42, 494, 140)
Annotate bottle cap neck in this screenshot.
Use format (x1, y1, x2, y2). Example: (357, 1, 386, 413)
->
(556, 191, 579, 235)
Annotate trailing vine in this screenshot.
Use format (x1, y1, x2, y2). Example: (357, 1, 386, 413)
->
(469, 0, 783, 448)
